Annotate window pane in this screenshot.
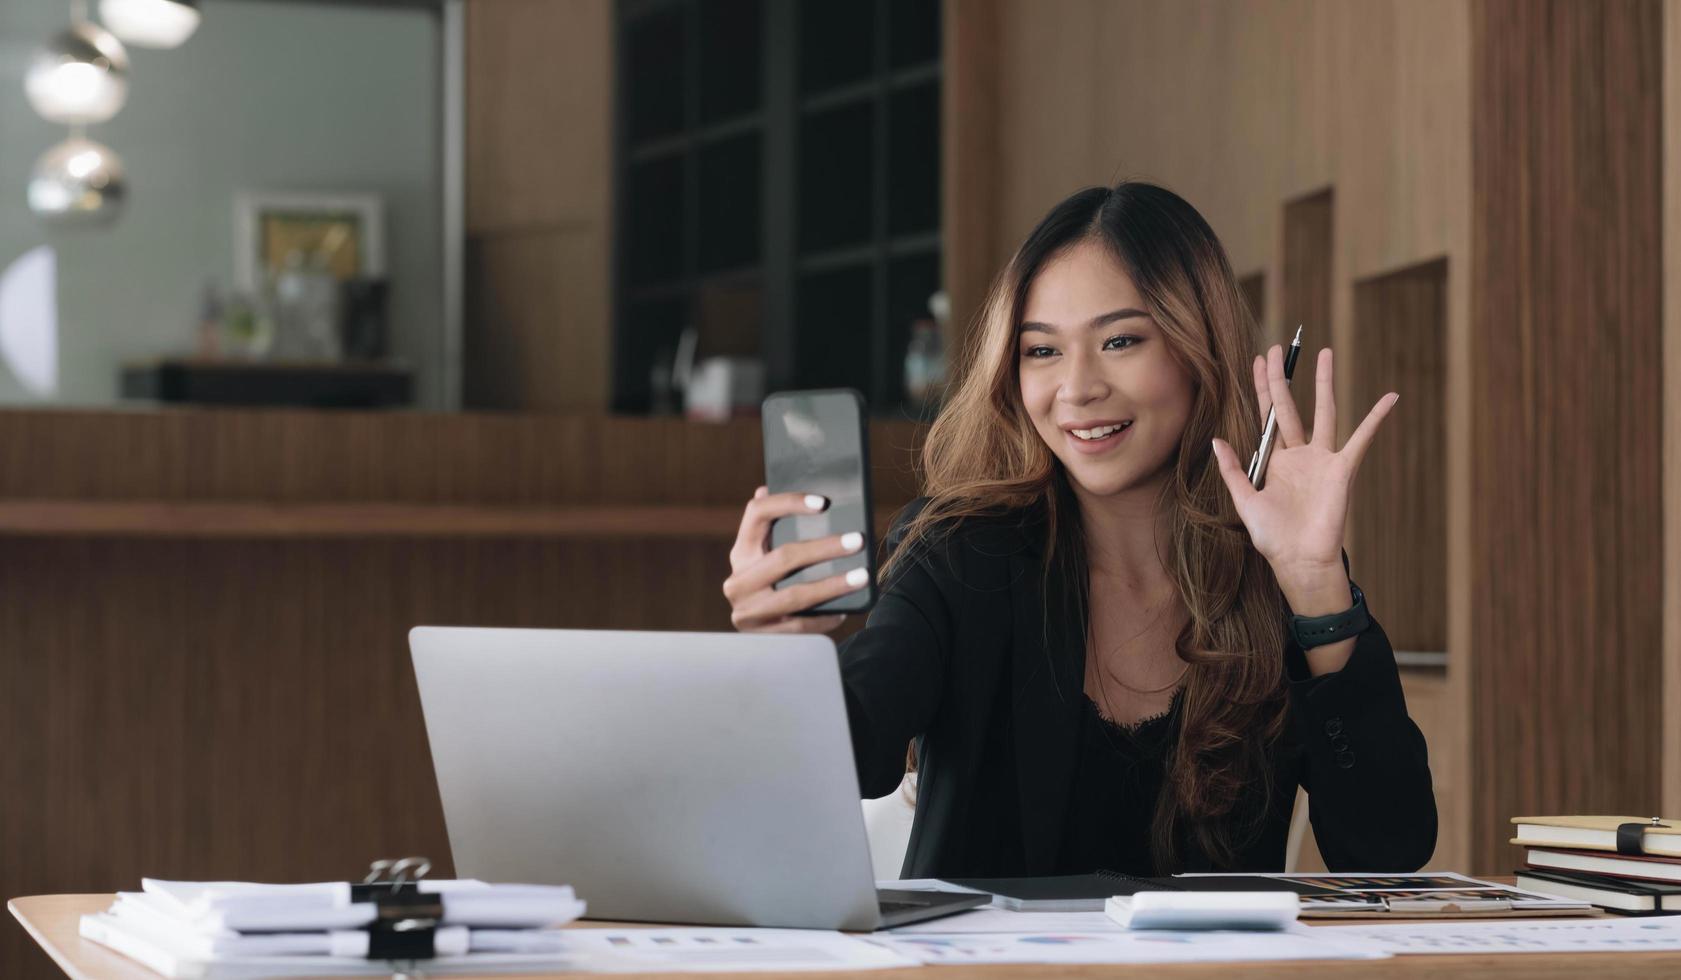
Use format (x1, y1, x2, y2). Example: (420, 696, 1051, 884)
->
(624, 8, 687, 144)
(626, 154, 686, 286)
(798, 101, 875, 253)
(887, 81, 939, 236)
(698, 132, 762, 272)
(888, 0, 940, 69)
(616, 295, 690, 413)
(699, 0, 762, 122)
(799, 0, 875, 94)
(795, 264, 873, 392)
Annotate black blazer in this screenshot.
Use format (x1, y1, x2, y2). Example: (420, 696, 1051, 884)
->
(837, 501, 1437, 878)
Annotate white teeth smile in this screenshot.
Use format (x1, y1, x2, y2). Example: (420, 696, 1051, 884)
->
(1071, 422, 1131, 441)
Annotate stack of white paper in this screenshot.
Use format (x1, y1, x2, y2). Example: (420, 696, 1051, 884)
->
(79, 878, 588, 979)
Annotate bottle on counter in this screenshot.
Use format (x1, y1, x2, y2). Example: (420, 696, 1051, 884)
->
(221, 291, 274, 359)
(195, 279, 223, 360)
(903, 323, 945, 410)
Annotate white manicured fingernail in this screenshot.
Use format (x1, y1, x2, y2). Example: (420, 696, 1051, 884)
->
(845, 568, 869, 588)
(805, 494, 828, 511)
(840, 532, 863, 552)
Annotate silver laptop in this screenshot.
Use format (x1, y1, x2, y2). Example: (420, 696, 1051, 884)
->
(409, 627, 986, 931)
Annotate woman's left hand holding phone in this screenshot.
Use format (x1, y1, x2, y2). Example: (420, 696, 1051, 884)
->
(723, 486, 870, 634)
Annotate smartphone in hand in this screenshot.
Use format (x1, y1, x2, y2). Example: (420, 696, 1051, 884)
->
(761, 388, 875, 615)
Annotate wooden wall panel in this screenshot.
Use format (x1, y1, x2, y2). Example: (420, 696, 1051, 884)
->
(1281, 190, 1333, 353)
(0, 411, 924, 510)
(942, 0, 1003, 357)
(1238, 272, 1266, 337)
(1470, 0, 1664, 872)
(464, 0, 612, 411)
(992, 0, 1471, 310)
(1350, 259, 1448, 654)
(1280, 191, 1332, 430)
(1347, 260, 1456, 868)
(1662, 0, 1681, 827)
(465, 0, 611, 234)
(464, 230, 610, 411)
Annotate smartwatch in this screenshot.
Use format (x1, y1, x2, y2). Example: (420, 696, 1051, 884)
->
(1289, 580, 1369, 649)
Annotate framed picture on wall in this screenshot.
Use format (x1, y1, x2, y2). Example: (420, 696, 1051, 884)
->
(233, 191, 386, 291)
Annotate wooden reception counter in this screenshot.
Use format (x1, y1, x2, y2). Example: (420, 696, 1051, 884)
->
(0, 408, 922, 978)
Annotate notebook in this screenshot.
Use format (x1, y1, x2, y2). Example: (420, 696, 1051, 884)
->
(1510, 816, 1681, 857)
(1523, 847, 1681, 884)
(940, 873, 1338, 912)
(1515, 868, 1681, 914)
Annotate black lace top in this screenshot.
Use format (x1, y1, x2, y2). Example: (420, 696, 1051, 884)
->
(1053, 690, 1182, 875)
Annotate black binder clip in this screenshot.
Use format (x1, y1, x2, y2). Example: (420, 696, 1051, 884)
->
(358, 856, 441, 979)
(354, 857, 437, 903)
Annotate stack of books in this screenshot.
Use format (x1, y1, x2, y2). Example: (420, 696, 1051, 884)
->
(80, 878, 587, 978)
(1513, 815, 1681, 914)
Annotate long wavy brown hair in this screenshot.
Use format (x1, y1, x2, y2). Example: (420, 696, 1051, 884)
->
(885, 181, 1290, 871)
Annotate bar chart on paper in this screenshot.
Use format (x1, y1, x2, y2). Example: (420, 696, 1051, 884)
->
(871, 928, 1388, 965)
(560, 928, 918, 971)
(1329, 917, 1681, 955)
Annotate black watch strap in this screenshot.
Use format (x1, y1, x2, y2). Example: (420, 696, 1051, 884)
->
(1290, 581, 1369, 649)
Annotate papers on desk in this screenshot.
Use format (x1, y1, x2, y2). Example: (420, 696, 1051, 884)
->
(84, 911, 924, 977)
(81, 879, 590, 979)
(1323, 914, 1681, 955)
(1180, 871, 1593, 917)
(879, 908, 1681, 965)
(137, 878, 589, 931)
(80, 912, 588, 978)
(80, 871, 1640, 976)
(878, 900, 1390, 964)
(563, 928, 919, 972)
(895, 871, 1591, 918)
(890, 909, 1125, 934)
(868, 924, 1390, 965)
(82, 879, 922, 977)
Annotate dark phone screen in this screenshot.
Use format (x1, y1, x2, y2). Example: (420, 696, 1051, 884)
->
(762, 390, 872, 612)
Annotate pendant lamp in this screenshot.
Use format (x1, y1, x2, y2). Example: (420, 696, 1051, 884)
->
(98, 0, 201, 50)
(28, 136, 127, 227)
(23, 20, 130, 126)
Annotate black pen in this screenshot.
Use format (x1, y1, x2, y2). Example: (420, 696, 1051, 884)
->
(1247, 325, 1302, 490)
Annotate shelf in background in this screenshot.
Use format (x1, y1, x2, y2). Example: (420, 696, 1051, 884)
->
(0, 500, 899, 540)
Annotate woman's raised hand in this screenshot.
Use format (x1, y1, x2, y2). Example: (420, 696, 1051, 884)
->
(723, 486, 869, 633)
(1209, 345, 1397, 606)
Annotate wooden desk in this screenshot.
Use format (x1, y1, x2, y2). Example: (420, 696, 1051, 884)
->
(12, 894, 1681, 980)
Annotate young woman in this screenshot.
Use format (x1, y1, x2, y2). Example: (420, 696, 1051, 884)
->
(721, 181, 1436, 878)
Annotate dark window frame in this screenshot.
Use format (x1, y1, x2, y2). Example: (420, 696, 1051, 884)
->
(611, 0, 942, 414)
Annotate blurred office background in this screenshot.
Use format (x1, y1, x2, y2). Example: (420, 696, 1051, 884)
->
(0, 0, 1674, 974)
